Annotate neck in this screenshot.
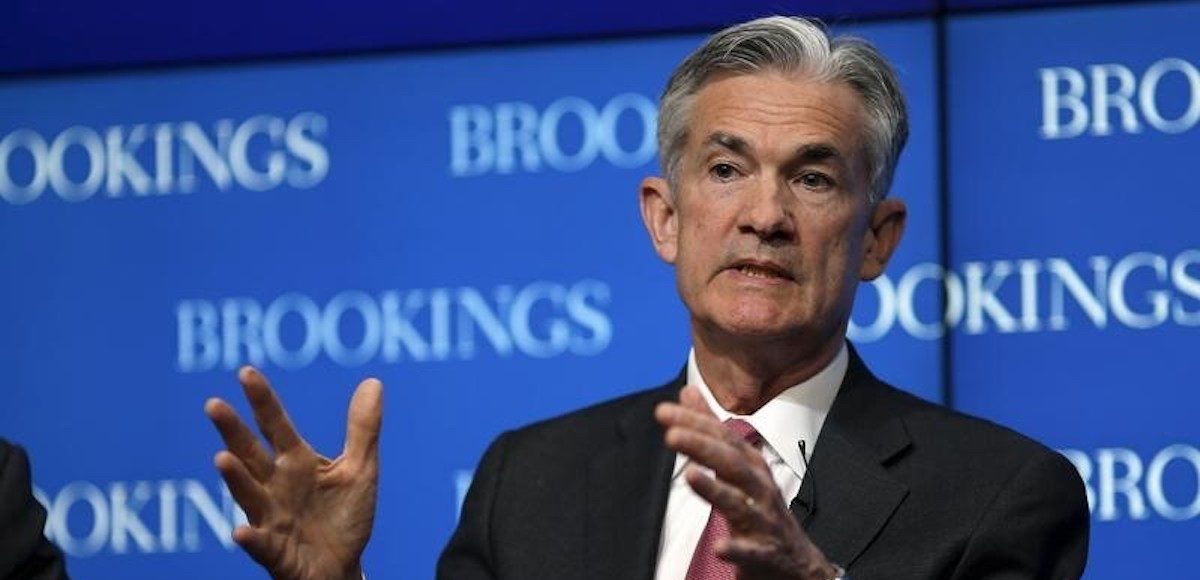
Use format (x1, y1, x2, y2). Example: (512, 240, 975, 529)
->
(692, 325, 844, 415)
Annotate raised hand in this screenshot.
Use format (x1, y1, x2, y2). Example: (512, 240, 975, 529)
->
(204, 367, 383, 580)
(654, 385, 838, 580)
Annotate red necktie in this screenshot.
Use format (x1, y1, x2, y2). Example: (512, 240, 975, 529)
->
(685, 418, 763, 580)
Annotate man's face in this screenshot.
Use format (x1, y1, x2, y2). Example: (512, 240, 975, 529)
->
(640, 71, 905, 347)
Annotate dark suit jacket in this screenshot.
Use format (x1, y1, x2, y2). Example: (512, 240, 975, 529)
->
(438, 348, 1089, 579)
(0, 440, 68, 580)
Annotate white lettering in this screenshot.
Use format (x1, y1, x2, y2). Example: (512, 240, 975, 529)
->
(177, 300, 220, 372)
(1139, 58, 1200, 134)
(963, 261, 1018, 334)
(1109, 252, 1169, 329)
(1145, 444, 1200, 521)
(1, 112, 330, 204)
(0, 129, 49, 204)
(566, 279, 612, 355)
(1096, 447, 1148, 521)
(262, 293, 322, 370)
(1040, 67, 1089, 139)
(848, 276, 897, 343)
(1041, 57, 1200, 139)
(285, 112, 330, 187)
(1089, 64, 1142, 136)
(109, 482, 156, 553)
(449, 105, 494, 177)
(1172, 249, 1200, 325)
(47, 126, 104, 201)
(105, 125, 153, 196)
(322, 290, 382, 366)
(494, 102, 540, 174)
(1064, 445, 1200, 522)
(1047, 257, 1108, 330)
(449, 94, 657, 176)
(177, 120, 233, 192)
(46, 482, 109, 557)
(37, 479, 244, 557)
(380, 290, 432, 362)
(176, 280, 615, 371)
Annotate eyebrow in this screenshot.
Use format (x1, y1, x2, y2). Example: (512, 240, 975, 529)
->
(702, 132, 845, 166)
(796, 143, 842, 163)
(703, 132, 752, 156)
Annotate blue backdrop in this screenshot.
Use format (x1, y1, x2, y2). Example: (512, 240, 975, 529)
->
(1, 1, 1197, 578)
(0, 20, 938, 579)
(948, 3, 1200, 576)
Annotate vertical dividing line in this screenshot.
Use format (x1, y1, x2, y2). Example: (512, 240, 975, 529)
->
(935, 1, 955, 410)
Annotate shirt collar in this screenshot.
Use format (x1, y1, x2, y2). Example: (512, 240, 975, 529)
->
(673, 341, 848, 481)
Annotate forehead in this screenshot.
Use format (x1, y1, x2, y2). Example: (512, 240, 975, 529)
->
(686, 71, 867, 154)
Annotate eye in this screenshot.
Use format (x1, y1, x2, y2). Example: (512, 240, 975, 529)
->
(709, 162, 740, 182)
(795, 171, 834, 191)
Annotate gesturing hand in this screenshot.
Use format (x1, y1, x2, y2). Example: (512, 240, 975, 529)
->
(204, 367, 383, 580)
(655, 385, 839, 580)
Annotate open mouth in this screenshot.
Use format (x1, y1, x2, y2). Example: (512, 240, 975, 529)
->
(729, 260, 793, 281)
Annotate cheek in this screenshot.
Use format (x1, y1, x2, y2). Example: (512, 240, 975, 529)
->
(676, 208, 725, 269)
(673, 224, 711, 296)
(803, 223, 864, 294)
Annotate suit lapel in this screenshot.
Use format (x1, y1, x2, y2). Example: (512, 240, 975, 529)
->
(580, 350, 911, 575)
(584, 376, 682, 580)
(794, 346, 911, 568)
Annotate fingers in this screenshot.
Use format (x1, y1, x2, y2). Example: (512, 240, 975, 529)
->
(205, 398, 274, 480)
(239, 366, 306, 453)
(719, 532, 829, 577)
(685, 466, 766, 529)
(656, 400, 731, 442)
(659, 387, 827, 577)
(718, 536, 794, 572)
(690, 469, 823, 577)
(678, 384, 717, 417)
(232, 525, 284, 571)
(214, 451, 270, 524)
(668, 426, 765, 490)
(343, 377, 383, 465)
(655, 395, 769, 495)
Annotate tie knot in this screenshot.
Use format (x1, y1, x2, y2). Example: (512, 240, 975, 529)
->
(724, 418, 763, 447)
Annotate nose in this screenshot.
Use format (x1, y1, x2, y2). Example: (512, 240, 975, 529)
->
(737, 176, 795, 244)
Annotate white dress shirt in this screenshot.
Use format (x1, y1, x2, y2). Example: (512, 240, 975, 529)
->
(653, 342, 848, 580)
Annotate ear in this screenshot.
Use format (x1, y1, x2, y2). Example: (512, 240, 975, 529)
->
(859, 197, 906, 281)
(639, 176, 679, 264)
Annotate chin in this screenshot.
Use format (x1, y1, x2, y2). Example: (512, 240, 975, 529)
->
(713, 308, 803, 340)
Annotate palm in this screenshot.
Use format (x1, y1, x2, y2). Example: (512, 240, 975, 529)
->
(205, 367, 383, 580)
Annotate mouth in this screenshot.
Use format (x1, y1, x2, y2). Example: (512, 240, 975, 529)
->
(726, 259, 794, 281)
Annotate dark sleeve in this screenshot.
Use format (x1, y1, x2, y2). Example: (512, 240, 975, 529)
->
(436, 432, 512, 580)
(0, 440, 69, 580)
(951, 450, 1090, 580)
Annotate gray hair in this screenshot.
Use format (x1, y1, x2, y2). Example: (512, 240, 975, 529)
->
(657, 16, 909, 203)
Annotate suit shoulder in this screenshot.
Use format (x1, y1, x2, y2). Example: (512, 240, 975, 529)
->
(876, 381, 1072, 476)
(0, 439, 29, 484)
(0, 439, 15, 463)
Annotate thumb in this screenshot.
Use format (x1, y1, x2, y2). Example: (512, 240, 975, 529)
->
(233, 525, 284, 571)
(343, 378, 384, 464)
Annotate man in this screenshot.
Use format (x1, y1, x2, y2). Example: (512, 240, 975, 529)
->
(0, 439, 68, 580)
(205, 16, 1089, 580)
